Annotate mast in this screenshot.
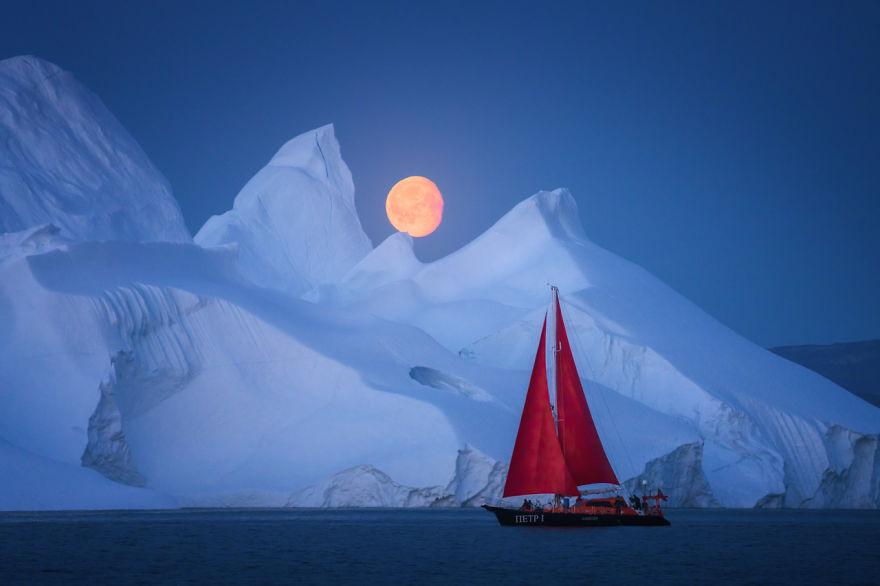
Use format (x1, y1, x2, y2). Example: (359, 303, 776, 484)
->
(550, 285, 562, 444)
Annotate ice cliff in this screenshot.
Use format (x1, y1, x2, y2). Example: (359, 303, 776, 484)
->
(0, 56, 190, 243)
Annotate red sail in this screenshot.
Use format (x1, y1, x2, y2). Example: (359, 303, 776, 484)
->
(555, 301, 620, 486)
(503, 316, 579, 497)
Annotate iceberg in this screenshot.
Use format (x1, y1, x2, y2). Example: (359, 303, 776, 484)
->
(1, 56, 878, 510)
(0, 234, 514, 508)
(321, 188, 880, 508)
(286, 445, 507, 508)
(195, 124, 372, 295)
(0, 56, 190, 243)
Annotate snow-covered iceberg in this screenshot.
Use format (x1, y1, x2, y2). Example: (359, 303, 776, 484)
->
(286, 445, 506, 508)
(317, 188, 880, 508)
(195, 124, 372, 295)
(0, 56, 190, 243)
(1, 56, 878, 510)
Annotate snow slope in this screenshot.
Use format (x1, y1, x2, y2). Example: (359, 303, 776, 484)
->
(0, 230, 528, 509)
(0, 438, 174, 511)
(0, 56, 190, 243)
(195, 124, 372, 295)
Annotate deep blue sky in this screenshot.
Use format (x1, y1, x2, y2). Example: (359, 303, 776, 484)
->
(2, 1, 878, 347)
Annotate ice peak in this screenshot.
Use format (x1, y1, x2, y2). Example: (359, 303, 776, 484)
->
(268, 124, 354, 202)
(195, 124, 371, 295)
(271, 123, 335, 164)
(337, 231, 421, 292)
(462, 187, 587, 250)
(0, 55, 65, 83)
(499, 188, 588, 243)
(0, 55, 191, 243)
(370, 232, 417, 261)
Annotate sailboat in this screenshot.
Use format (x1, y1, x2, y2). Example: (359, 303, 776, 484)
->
(482, 287, 670, 527)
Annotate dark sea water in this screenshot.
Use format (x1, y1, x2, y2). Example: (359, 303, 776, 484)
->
(1, 508, 879, 585)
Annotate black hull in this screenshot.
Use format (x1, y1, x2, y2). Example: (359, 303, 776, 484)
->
(482, 504, 670, 527)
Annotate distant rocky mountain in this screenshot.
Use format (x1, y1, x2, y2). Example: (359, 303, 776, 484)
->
(770, 341, 880, 408)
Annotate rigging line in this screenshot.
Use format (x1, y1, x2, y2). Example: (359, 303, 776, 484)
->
(562, 297, 639, 494)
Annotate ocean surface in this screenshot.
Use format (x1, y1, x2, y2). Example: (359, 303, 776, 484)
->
(1, 508, 878, 584)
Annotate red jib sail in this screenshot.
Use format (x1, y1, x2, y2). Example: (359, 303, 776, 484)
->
(555, 300, 620, 486)
(503, 316, 579, 497)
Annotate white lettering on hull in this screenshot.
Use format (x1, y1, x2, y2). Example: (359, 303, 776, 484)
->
(513, 514, 544, 524)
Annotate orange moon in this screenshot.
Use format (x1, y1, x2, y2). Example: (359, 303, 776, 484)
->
(385, 176, 444, 237)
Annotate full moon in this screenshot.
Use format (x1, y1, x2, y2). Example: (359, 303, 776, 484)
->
(385, 176, 444, 237)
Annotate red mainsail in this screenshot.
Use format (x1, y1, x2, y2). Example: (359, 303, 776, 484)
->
(502, 316, 579, 497)
(555, 300, 620, 486)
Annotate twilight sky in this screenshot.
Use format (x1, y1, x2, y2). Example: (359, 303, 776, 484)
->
(2, 0, 878, 347)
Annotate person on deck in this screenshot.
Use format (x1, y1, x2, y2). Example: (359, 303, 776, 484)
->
(630, 494, 642, 511)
